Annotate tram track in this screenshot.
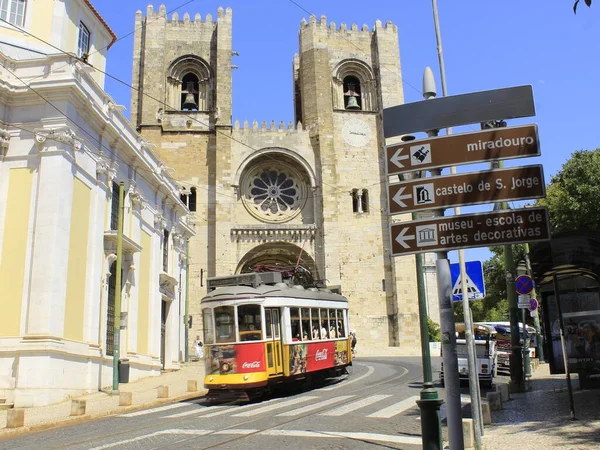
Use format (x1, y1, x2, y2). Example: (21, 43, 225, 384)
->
(28, 361, 421, 450)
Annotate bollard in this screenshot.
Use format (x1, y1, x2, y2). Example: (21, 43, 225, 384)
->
(187, 380, 198, 392)
(6, 408, 25, 428)
(462, 418, 475, 449)
(481, 400, 492, 425)
(70, 400, 86, 416)
(157, 385, 169, 398)
(495, 383, 510, 402)
(119, 391, 132, 406)
(486, 391, 503, 411)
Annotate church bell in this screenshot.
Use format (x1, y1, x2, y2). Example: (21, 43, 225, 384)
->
(181, 81, 198, 110)
(345, 95, 360, 110)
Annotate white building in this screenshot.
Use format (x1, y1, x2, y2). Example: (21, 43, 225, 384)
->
(0, 0, 194, 407)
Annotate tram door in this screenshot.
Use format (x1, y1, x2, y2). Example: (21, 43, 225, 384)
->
(264, 308, 283, 375)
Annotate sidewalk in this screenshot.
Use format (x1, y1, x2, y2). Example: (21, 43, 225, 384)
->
(0, 361, 207, 438)
(482, 363, 600, 450)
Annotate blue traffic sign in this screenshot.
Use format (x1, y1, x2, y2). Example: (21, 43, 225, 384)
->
(515, 275, 534, 295)
(450, 261, 485, 301)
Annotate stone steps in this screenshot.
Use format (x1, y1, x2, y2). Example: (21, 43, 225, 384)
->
(0, 398, 14, 410)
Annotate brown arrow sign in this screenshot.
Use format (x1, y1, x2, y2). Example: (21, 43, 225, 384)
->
(389, 207, 550, 256)
(388, 165, 545, 215)
(386, 124, 540, 176)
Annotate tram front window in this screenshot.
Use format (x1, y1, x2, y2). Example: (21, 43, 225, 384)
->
(203, 309, 215, 345)
(238, 304, 262, 341)
(215, 306, 235, 343)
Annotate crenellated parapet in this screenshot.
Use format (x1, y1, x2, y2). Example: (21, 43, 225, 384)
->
(232, 120, 307, 134)
(138, 4, 232, 24)
(299, 14, 397, 34)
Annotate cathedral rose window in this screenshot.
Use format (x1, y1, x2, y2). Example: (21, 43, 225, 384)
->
(241, 163, 306, 223)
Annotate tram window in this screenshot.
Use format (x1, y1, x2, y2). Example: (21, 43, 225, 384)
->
(310, 309, 320, 340)
(203, 309, 215, 345)
(290, 307, 301, 341)
(214, 306, 235, 343)
(336, 310, 346, 337)
(319, 309, 329, 339)
(301, 308, 311, 340)
(238, 304, 262, 341)
(329, 310, 339, 338)
(265, 309, 273, 339)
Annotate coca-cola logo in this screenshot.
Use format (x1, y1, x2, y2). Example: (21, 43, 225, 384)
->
(315, 349, 328, 361)
(242, 361, 261, 369)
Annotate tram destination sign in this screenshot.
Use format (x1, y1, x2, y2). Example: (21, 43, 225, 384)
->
(385, 124, 540, 176)
(389, 207, 550, 256)
(388, 165, 545, 215)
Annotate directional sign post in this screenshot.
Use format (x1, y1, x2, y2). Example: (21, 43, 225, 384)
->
(383, 85, 535, 137)
(386, 124, 540, 176)
(388, 165, 545, 215)
(389, 207, 550, 256)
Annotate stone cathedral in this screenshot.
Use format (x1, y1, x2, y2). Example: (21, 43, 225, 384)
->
(130, 5, 437, 352)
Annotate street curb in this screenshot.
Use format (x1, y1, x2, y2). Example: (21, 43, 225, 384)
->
(0, 389, 208, 440)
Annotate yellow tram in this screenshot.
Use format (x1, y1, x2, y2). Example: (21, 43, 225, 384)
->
(201, 272, 353, 401)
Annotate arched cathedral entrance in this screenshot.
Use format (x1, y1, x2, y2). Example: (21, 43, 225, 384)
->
(236, 242, 319, 287)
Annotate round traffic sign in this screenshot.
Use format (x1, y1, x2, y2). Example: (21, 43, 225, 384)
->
(515, 275, 534, 295)
(529, 298, 538, 312)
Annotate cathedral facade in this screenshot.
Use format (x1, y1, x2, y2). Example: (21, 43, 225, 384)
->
(131, 5, 433, 352)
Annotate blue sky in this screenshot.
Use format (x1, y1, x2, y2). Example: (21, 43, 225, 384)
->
(94, 0, 599, 265)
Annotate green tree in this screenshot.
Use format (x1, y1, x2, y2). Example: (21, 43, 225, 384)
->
(427, 316, 441, 342)
(536, 149, 600, 233)
(574, 0, 592, 13)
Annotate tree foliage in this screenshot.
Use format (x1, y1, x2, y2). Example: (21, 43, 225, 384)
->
(536, 149, 600, 234)
(427, 316, 441, 342)
(574, 0, 593, 13)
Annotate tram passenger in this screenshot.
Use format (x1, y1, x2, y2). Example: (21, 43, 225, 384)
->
(303, 330, 309, 341)
(313, 326, 319, 340)
(321, 322, 328, 339)
(330, 323, 337, 338)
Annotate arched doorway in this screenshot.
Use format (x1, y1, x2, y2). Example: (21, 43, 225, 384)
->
(236, 242, 319, 287)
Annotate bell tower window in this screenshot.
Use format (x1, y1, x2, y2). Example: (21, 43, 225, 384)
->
(181, 73, 199, 111)
(343, 76, 361, 110)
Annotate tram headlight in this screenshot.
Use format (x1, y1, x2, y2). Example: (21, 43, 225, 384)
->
(243, 375, 249, 381)
(209, 376, 214, 382)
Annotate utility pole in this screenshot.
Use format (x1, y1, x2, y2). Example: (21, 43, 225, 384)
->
(504, 233, 524, 391)
(517, 261, 532, 379)
(415, 69, 444, 450)
(432, 0, 482, 444)
(112, 181, 125, 393)
(184, 239, 190, 362)
(524, 243, 544, 361)
(422, 67, 464, 450)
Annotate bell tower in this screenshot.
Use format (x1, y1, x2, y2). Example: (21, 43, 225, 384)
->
(293, 16, 420, 346)
(130, 4, 235, 348)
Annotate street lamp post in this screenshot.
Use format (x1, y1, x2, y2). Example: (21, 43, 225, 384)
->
(517, 261, 532, 379)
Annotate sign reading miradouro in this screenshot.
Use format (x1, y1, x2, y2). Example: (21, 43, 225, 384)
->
(385, 124, 540, 176)
(389, 207, 550, 256)
(388, 165, 545, 215)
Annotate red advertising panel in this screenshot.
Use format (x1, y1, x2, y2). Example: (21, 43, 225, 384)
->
(306, 341, 335, 372)
(236, 343, 266, 373)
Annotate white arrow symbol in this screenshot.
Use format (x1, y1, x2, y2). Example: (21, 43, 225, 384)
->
(395, 227, 415, 249)
(392, 186, 412, 208)
(390, 147, 409, 169)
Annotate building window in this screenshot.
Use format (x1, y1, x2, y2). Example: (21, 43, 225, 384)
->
(77, 21, 90, 58)
(110, 181, 120, 230)
(0, 0, 26, 27)
(361, 189, 369, 213)
(343, 76, 362, 110)
(166, 55, 212, 112)
(162, 229, 169, 272)
(106, 262, 116, 356)
(351, 188, 369, 213)
(180, 187, 197, 212)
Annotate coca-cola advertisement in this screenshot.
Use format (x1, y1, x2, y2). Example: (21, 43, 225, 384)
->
(206, 343, 265, 375)
(236, 342, 266, 373)
(306, 341, 335, 372)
